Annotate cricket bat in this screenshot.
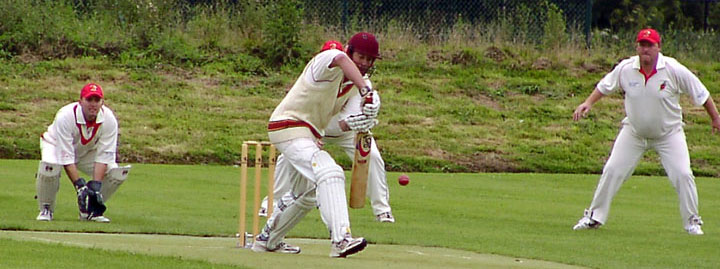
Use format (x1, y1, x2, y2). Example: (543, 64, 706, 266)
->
(349, 131, 372, 208)
(349, 90, 375, 209)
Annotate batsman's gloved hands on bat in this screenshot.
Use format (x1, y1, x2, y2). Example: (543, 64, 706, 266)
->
(344, 113, 375, 132)
(361, 119, 378, 133)
(362, 92, 380, 119)
(74, 178, 90, 216)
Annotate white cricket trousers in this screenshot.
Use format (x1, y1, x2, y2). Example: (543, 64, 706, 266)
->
(587, 124, 700, 226)
(272, 133, 391, 215)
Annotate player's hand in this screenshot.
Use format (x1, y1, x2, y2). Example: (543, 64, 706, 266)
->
(76, 185, 89, 216)
(74, 178, 89, 216)
(711, 118, 720, 134)
(344, 114, 374, 132)
(573, 103, 592, 121)
(86, 180, 107, 216)
(360, 119, 378, 133)
(363, 92, 380, 119)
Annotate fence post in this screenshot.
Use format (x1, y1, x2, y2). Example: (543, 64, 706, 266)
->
(704, 0, 709, 33)
(585, 0, 593, 48)
(342, 0, 349, 35)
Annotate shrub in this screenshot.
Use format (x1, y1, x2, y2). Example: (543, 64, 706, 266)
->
(262, 0, 304, 67)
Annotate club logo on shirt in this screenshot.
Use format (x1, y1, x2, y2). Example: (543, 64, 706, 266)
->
(659, 82, 666, 91)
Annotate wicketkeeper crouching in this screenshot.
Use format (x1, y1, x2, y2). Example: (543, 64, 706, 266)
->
(35, 83, 131, 223)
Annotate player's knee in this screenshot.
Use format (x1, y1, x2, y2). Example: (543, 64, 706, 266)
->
(675, 169, 695, 182)
(37, 162, 61, 180)
(311, 151, 344, 185)
(296, 195, 316, 209)
(100, 165, 131, 202)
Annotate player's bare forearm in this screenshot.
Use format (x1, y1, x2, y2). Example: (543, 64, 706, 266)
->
(64, 164, 81, 183)
(583, 88, 605, 106)
(338, 119, 351, 132)
(333, 54, 368, 89)
(573, 88, 605, 121)
(702, 96, 720, 133)
(93, 162, 108, 181)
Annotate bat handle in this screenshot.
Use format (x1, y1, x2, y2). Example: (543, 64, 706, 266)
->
(362, 91, 373, 107)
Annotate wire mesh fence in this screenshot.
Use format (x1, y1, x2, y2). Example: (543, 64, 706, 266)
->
(303, 0, 592, 44)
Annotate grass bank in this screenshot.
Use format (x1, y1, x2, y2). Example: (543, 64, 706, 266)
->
(2, 43, 720, 175)
(2, 1, 720, 175)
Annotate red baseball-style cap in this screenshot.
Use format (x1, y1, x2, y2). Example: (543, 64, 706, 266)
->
(636, 28, 661, 44)
(80, 83, 104, 99)
(321, 40, 343, 52)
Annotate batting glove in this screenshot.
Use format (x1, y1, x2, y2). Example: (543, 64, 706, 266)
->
(362, 92, 380, 119)
(358, 119, 378, 133)
(344, 114, 374, 132)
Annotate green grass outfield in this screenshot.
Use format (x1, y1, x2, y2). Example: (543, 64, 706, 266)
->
(1, 159, 718, 268)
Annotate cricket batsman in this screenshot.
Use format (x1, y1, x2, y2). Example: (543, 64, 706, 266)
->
(35, 83, 131, 223)
(252, 32, 381, 257)
(259, 40, 394, 223)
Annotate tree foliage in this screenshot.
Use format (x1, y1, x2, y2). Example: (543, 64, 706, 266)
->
(593, 0, 720, 31)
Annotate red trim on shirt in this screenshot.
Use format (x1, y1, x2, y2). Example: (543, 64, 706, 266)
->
(337, 84, 354, 98)
(268, 119, 322, 139)
(639, 68, 657, 84)
(73, 105, 102, 145)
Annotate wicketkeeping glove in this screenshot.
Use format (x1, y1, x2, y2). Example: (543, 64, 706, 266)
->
(344, 114, 375, 132)
(74, 178, 89, 217)
(86, 180, 107, 217)
(362, 92, 380, 119)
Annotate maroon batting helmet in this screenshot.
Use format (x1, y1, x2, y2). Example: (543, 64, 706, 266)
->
(347, 32, 380, 59)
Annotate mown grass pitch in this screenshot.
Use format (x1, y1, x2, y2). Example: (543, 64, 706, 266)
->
(1, 159, 718, 268)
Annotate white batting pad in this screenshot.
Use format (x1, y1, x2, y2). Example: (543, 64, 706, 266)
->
(36, 162, 61, 211)
(100, 165, 131, 202)
(312, 151, 351, 242)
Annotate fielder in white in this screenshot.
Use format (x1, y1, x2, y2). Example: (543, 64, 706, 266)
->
(252, 32, 381, 257)
(259, 40, 394, 223)
(572, 29, 720, 235)
(35, 83, 131, 223)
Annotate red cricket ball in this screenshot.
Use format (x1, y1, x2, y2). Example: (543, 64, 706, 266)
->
(398, 174, 410, 186)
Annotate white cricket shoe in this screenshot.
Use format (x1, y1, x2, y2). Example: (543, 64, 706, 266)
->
(258, 207, 268, 218)
(88, 215, 111, 223)
(573, 209, 601, 230)
(685, 216, 704, 235)
(36, 204, 53, 221)
(686, 225, 704, 235)
(330, 235, 367, 258)
(251, 234, 301, 254)
(82, 212, 110, 223)
(376, 212, 395, 223)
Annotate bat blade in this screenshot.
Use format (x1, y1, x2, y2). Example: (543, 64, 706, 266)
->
(349, 132, 372, 208)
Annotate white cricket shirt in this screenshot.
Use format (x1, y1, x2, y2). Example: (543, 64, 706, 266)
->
(268, 49, 357, 143)
(41, 102, 118, 165)
(596, 53, 709, 139)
